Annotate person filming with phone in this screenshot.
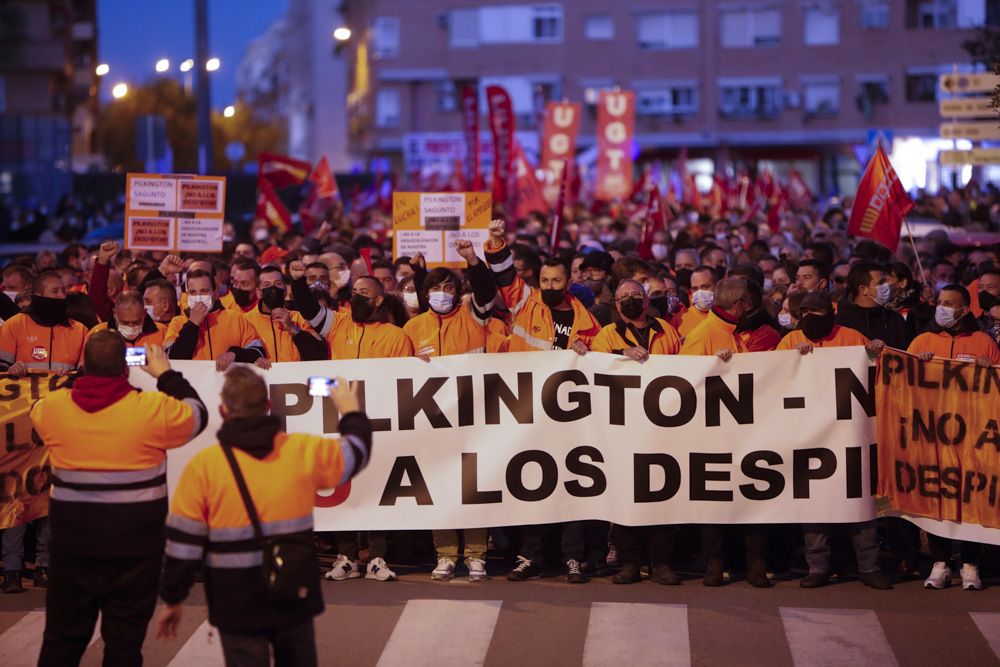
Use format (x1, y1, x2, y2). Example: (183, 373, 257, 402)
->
(28, 333, 208, 666)
(156, 367, 373, 667)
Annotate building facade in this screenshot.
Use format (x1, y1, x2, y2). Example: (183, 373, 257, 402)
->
(0, 0, 98, 204)
(339, 0, 995, 195)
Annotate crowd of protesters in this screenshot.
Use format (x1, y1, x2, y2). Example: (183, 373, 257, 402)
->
(2, 181, 1000, 606)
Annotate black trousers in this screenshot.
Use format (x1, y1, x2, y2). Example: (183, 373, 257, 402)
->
(220, 620, 317, 667)
(928, 534, 982, 567)
(520, 521, 607, 564)
(38, 553, 161, 667)
(610, 524, 679, 567)
(700, 524, 768, 566)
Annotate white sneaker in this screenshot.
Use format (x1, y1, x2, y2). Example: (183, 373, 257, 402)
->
(431, 558, 456, 581)
(467, 558, 487, 582)
(325, 555, 362, 581)
(924, 561, 952, 589)
(366, 557, 397, 581)
(961, 563, 983, 591)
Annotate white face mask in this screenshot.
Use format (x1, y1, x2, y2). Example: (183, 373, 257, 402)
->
(334, 269, 352, 288)
(934, 305, 958, 329)
(402, 291, 419, 310)
(428, 291, 455, 314)
(874, 282, 893, 306)
(651, 243, 668, 261)
(692, 289, 715, 312)
(253, 227, 269, 242)
(188, 294, 214, 311)
(763, 278, 774, 292)
(145, 304, 157, 321)
(118, 324, 143, 340)
(778, 312, 793, 328)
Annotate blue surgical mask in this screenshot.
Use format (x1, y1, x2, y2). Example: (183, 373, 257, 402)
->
(874, 282, 892, 306)
(428, 291, 455, 314)
(934, 305, 958, 329)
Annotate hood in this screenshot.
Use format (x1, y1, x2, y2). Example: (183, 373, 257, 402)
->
(217, 415, 282, 459)
(71, 375, 136, 413)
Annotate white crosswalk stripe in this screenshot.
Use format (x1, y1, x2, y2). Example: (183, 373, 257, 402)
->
(969, 612, 1000, 659)
(0, 609, 100, 667)
(165, 619, 225, 666)
(583, 602, 691, 667)
(780, 607, 898, 667)
(376, 599, 502, 667)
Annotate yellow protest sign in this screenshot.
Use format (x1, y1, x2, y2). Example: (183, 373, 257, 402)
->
(876, 350, 1000, 530)
(0, 374, 63, 529)
(126, 172, 227, 253)
(392, 192, 492, 268)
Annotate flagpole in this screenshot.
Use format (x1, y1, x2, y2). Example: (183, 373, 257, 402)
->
(902, 218, 929, 288)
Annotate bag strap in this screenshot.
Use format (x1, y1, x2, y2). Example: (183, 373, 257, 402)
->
(221, 445, 264, 544)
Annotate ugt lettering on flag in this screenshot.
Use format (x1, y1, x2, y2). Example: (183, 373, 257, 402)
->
(847, 145, 913, 251)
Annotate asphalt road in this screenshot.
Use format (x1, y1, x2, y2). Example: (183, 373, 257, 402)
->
(1, 563, 999, 666)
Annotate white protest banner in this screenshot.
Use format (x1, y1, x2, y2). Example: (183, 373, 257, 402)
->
(125, 172, 227, 253)
(131, 348, 880, 531)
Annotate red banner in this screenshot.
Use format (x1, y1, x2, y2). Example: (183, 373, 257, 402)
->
(486, 85, 515, 204)
(312, 155, 338, 200)
(511, 143, 548, 221)
(550, 159, 569, 249)
(258, 152, 312, 189)
(847, 145, 913, 251)
(461, 86, 483, 191)
(595, 91, 635, 202)
(256, 176, 292, 233)
(540, 101, 581, 204)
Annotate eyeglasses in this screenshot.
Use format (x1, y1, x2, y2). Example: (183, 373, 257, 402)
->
(833, 277, 847, 284)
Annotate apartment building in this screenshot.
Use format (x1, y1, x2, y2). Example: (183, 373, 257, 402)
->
(338, 0, 994, 194)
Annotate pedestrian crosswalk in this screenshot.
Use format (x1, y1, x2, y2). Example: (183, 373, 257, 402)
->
(1, 601, 999, 666)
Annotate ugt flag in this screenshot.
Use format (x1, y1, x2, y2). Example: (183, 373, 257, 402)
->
(847, 145, 913, 251)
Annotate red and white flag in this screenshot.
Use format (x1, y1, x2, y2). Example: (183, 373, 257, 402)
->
(511, 143, 548, 221)
(258, 152, 312, 189)
(847, 145, 913, 251)
(256, 177, 292, 233)
(486, 85, 515, 204)
(595, 91, 635, 201)
(311, 156, 338, 200)
(540, 101, 581, 204)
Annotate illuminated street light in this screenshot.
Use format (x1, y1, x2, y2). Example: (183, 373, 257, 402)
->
(180, 59, 194, 72)
(112, 83, 128, 99)
(333, 26, 351, 41)
(155, 58, 170, 73)
(223, 105, 236, 118)
(95, 63, 110, 76)
(205, 57, 220, 72)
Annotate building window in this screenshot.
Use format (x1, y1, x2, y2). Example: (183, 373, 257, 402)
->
(372, 17, 400, 58)
(719, 79, 782, 119)
(636, 86, 698, 116)
(449, 8, 480, 48)
(905, 72, 938, 101)
(636, 11, 699, 49)
(376, 88, 400, 128)
(720, 8, 782, 47)
(581, 78, 616, 105)
(802, 78, 840, 116)
(465, 4, 564, 45)
(533, 4, 562, 40)
(905, 0, 957, 28)
(585, 14, 614, 40)
(860, 1, 890, 28)
(856, 75, 890, 118)
(437, 81, 457, 112)
(803, 7, 839, 45)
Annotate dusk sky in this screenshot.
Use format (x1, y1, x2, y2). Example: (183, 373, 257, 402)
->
(96, 0, 288, 107)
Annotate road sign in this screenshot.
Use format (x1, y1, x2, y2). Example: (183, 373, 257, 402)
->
(939, 72, 1000, 94)
(939, 97, 996, 118)
(940, 121, 1000, 141)
(866, 128, 893, 153)
(939, 148, 1000, 166)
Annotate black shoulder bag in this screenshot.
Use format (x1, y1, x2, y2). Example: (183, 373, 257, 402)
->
(221, 445, 317, 607)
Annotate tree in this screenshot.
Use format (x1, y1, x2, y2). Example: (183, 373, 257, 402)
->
(99, 79, 285, 173)
(962, 25, 1000, 113)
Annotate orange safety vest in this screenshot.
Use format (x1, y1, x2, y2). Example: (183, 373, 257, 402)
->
(0, 313, 87, 371)
(403, 304, 489, 356)
(591, 317, 682, 355)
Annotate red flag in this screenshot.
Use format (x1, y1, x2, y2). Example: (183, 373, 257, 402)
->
(550, 159, 569, 249)
(311, 156, 338, 200)
(359, 247, 375, 276)
(461, 86, 483, 190)
(847, 145, 913, 251)
(637, 185, 671, 260)
(787, 169, 813, 207)
(258, 152, 312, 189)
(511, 143, 548, 220)
(256, 177, 291, 233)
(486, 85, 515, 203)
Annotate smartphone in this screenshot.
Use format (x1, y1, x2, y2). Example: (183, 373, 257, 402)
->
(126, 347, 147, 367)
(307, 376, 338, 397)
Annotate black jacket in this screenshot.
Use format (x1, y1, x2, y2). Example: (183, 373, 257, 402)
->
(835, 300, 912, 349)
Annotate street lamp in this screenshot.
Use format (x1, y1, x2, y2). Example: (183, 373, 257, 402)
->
(112, 83, 128, 99)
(223, 105, 236, 118)
(95, 63, 110, 76)
(205, 57, 220, 72)
(155, 58, 170, 73)
(333, 26, 351, 41)
(180, 59, 194, 72)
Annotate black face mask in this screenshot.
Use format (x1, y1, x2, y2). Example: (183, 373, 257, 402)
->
(674, 268, 693, 289)
(261, 286, 285, 310)
(541, 288, 565, 308)
(30, 295, 67, 326)
(619, 297, 645, 320)
(230, 287, 254, 307)
(648, 296, 670, 317)
(800, 312, 835, 341)
(350, 294, 375, 322)
(980, 290, 998, 313)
